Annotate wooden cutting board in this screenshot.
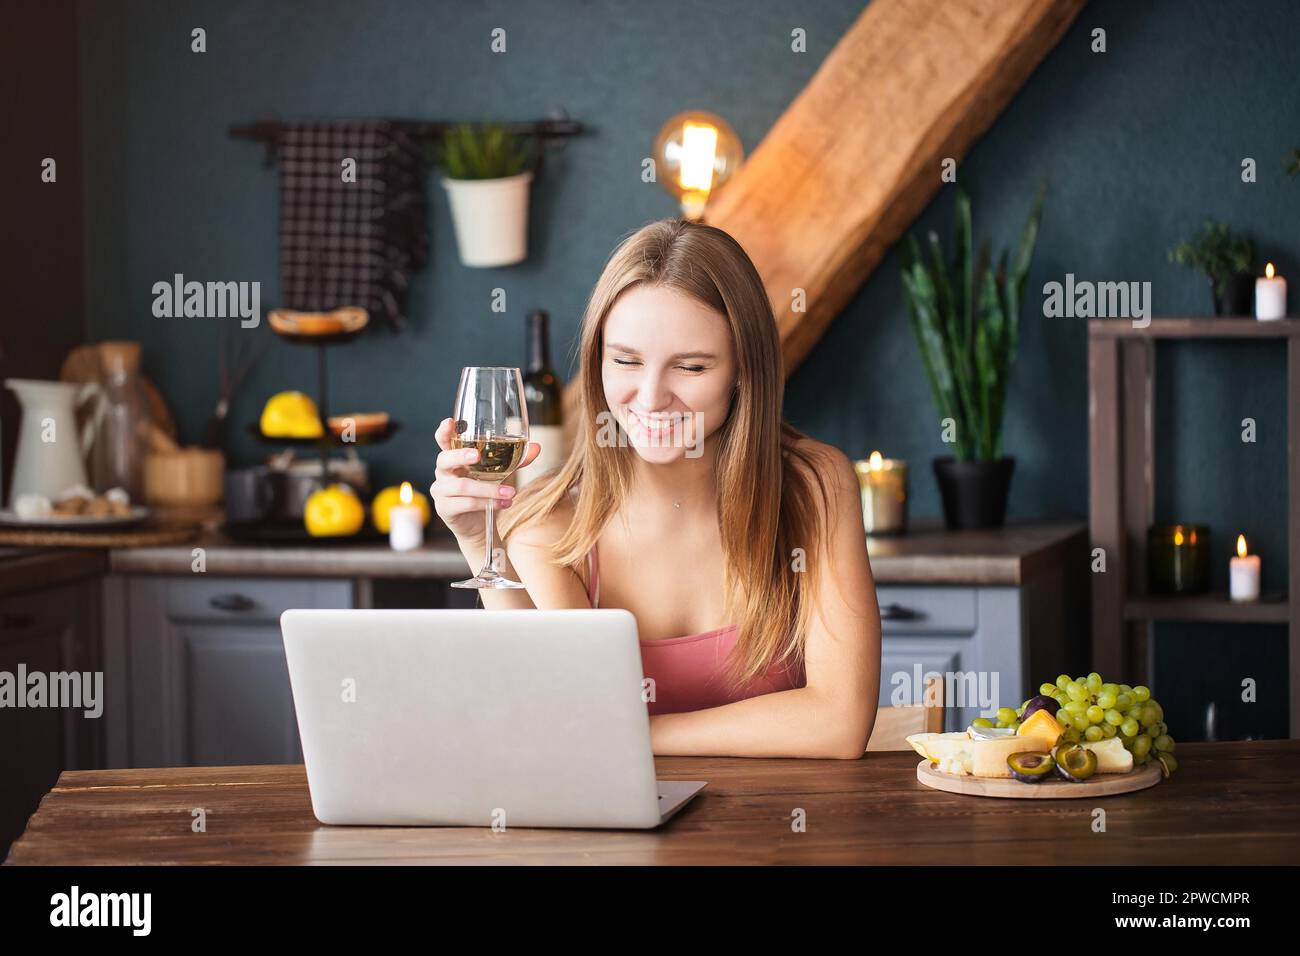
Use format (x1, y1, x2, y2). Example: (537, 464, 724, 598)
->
(916, 759, 1163, 799)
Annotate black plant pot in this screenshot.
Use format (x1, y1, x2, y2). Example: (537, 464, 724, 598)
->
(1212, 272, 1254, 317)
(933, 457, 1016, 530)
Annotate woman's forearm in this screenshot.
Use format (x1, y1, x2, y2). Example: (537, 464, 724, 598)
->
(649, 686, 872, 759)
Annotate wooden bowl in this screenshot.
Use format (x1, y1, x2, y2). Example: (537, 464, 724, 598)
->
(144, 447, 225, 506)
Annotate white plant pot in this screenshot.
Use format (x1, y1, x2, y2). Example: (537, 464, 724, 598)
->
(441, 171, 533, 267)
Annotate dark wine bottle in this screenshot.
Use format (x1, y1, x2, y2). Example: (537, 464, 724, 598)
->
(523, 310, 563, 426)
(518, 309, 568, 487)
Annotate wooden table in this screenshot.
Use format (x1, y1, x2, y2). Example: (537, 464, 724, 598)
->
(7, 742, 1297, 865)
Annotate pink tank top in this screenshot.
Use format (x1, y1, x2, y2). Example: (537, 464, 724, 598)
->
(586, 542, 805, 715)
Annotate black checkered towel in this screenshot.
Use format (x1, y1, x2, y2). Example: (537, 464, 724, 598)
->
(277, 120, 429, 332)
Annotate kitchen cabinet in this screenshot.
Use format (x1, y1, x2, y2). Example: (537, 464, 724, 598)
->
(875, 577, 1086, 732)
(0, 579, 101, 857)
(94, 522, 1085, 758)
(101, 575, 353, 769)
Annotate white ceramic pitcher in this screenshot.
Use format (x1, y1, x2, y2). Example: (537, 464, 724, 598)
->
(5, 378, 99, 505)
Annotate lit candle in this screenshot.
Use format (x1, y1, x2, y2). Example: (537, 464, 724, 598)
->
(1229, 533, 1261, 602)
(854, 451, 908, 535)
(388, 481, 423, 552)
(1255, 262, 1287, 321)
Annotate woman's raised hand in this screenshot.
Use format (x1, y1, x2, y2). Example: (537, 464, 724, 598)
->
(431, 417, 540, 545)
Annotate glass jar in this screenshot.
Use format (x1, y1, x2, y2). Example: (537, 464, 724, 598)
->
(88, 341, 153, 501)
(1147, 524, 1210, 595)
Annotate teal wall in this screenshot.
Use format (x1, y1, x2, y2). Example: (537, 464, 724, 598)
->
(78, 0, 862, 483)
(79, 1, 1298, 734)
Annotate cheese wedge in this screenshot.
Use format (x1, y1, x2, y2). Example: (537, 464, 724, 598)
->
(906, 732, 967, 760)
(1079, 736, 1134, 773)
(907, 731, 1052, 778)
(1016, 709, 1065, 752)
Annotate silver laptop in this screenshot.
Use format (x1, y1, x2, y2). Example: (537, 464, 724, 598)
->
(280, 608, 706, 829)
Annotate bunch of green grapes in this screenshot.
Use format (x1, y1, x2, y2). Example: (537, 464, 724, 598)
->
(974, 672, 1178, 773)
(1041, 673, 1176, 770)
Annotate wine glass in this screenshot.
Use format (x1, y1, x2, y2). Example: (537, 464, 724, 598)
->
(449, 366, 530, 589)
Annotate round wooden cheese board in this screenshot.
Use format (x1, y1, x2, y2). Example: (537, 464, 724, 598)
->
(916, 759, 1163, 799)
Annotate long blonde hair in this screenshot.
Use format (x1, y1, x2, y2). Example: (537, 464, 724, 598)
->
(499, 218, 834, 689)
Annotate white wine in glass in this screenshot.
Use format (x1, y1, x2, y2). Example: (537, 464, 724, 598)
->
(449, 366, 530, 589)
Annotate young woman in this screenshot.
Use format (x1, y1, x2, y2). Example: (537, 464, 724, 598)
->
(431, 218, 881, 759)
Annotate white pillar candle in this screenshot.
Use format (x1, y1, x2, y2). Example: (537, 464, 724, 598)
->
(1255, 262, 1287, 321)
(388, 482, 424, 552)
(1229, 534, 1261, 602)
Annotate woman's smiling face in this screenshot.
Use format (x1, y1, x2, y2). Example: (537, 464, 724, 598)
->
(601, 283, 737, 464)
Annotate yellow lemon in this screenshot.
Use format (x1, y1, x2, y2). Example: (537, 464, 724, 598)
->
(260, 391, 324, 438)
(371, 484, 431, 533)
(303, 484, 365, 537)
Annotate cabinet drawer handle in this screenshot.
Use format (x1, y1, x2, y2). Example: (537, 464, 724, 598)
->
(209, 594, 257, 612)
(880, 603, 922, 622)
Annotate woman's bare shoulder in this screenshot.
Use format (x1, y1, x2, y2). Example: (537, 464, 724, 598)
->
(785, 436, 862, 530)
(786, 438, 867, 573)
(788, 437, 857, 490)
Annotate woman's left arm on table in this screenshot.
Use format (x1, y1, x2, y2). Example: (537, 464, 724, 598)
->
(650, 447, 882, 758)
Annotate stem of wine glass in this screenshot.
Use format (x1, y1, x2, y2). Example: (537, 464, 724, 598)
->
(482, 492, 496, 576)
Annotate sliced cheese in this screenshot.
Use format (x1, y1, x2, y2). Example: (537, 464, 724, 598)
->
(1080, 736, 1134, 773)
(972, 736, 1050, 778)
(908, 731, 1048, 778)
(906, 732, 969, 761)
(905, 732, 935, 759)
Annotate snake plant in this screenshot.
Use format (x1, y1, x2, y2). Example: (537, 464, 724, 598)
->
(438, 122, 534, 180)
(898, 184, 1046, 462)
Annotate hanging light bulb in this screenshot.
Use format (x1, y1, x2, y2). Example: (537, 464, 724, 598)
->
(651, 110, 744, 221)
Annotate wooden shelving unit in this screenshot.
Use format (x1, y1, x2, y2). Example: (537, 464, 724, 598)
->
(1088, 317, 1300, 737)
(1124, 593, 1289, 624)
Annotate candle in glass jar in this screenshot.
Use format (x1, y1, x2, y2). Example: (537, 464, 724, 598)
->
(389, 481, 424, 552)
(1229, 533, 1261, 602)
(1255, 262, 1287, 321)
(854, 451, 908, 535)
(1148, 524, 1210, 594)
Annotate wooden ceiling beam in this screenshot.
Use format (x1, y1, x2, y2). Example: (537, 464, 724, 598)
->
(705, 0, 1086, 375)
(560, 0, 1085, 436)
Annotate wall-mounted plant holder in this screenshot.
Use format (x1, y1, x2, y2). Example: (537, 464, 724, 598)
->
(436, 121, 542, 267)
(441, 170, 533, 267)
(231, 110, 583, 273)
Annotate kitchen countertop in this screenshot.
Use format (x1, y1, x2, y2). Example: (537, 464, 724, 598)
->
(107, 530, 474, 579)
(0, 548, 106, 598)
(101, 519, 1086, 585)
(864, 519, 1085, 585)
(5, 741, 1292, 865)
(2, 520, 1086, 587)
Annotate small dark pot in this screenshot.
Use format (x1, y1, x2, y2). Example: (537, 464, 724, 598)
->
(1212, 272, 1254, 317)
(933, 457, 1016, 530)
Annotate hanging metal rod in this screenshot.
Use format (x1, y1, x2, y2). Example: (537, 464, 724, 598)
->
(229, 109, 585, 167)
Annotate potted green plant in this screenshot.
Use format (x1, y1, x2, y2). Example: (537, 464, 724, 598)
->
(1167, 220, 1255, 316)
(436, 123, 536, 267)
(898, 184, 1046, 530)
